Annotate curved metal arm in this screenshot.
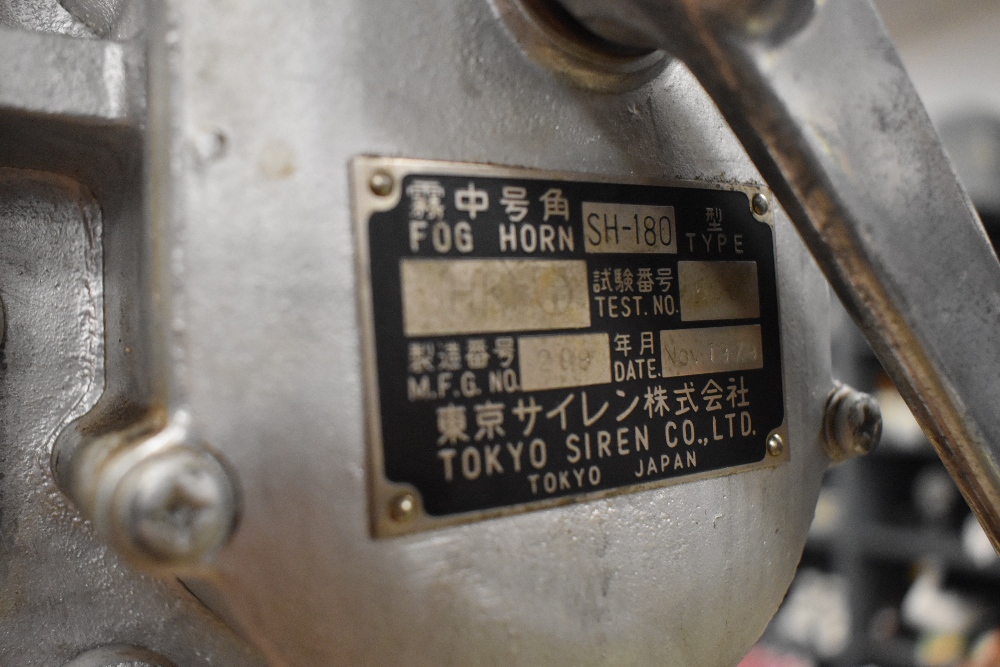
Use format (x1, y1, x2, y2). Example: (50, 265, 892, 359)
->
(556, 0, 1000, 548)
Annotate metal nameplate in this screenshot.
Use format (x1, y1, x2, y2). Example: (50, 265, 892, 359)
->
(353, 157, 787, 537)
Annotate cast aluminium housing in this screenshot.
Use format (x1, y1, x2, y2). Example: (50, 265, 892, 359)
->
(1, 0, 836, 664)
(121, 1, 832, 662)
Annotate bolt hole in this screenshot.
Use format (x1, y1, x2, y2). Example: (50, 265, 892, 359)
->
(519, 0, 656, 60)
(494, 0, 670, 93)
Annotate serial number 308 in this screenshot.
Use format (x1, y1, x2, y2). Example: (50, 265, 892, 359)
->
(535, 346, 593, 373)
(518, 333, 611, 393)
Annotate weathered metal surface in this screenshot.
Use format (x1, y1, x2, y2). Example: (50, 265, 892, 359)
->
(0, 24, 143, 124)
(0, 169, 265, 666)
(0, 0, 259, 661)
(126, 0, 832, 663)
(57, 0, 139, 39)
(0, 0, 836, 663)
(0, 0, 95, 37)
(62, 644, 176, 667)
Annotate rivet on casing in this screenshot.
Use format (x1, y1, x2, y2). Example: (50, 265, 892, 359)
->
(751, 192, 770, 217)
(369, 170, 394, 197)
(390, 492, 417, 522)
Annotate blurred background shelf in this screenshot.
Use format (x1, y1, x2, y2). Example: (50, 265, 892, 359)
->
(747, 5, 1000, 664)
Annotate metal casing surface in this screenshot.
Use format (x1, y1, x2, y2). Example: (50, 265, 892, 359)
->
(148, 0, 833, 664)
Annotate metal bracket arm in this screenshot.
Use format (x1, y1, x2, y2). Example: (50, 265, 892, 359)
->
(555, 0, 1000, 548)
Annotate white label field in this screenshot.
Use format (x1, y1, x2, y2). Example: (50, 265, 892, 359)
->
(582, 203, 676, 254)
(401, 258, 591, 337)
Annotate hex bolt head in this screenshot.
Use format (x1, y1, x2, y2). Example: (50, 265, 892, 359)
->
(369, 170, 394, 197)
(766, 433, 784, 456)
(824, 383, 883, 463)
(111, 446, 238, 567)
(751, 192, 770, 217)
